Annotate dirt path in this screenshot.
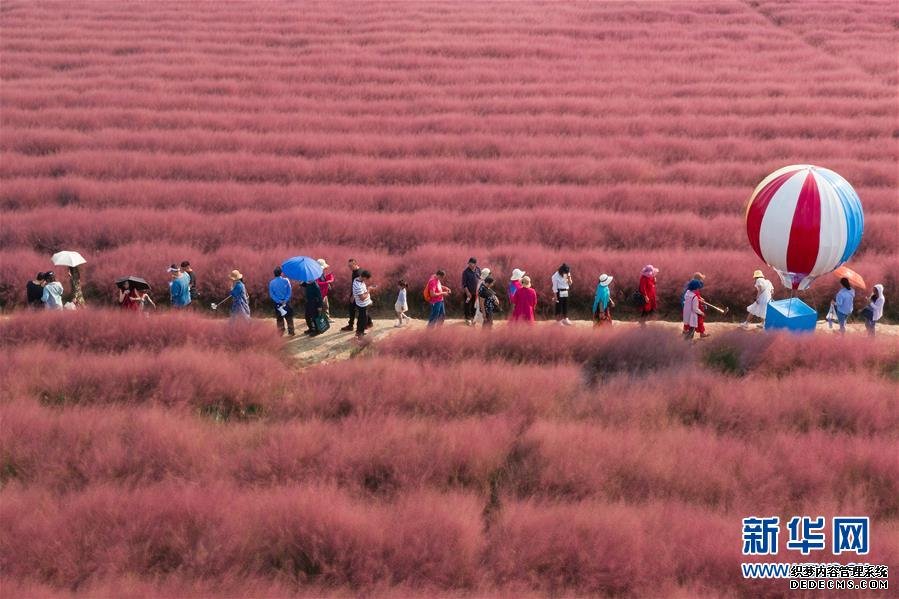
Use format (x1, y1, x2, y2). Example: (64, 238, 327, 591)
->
(286, 317, 897, 367)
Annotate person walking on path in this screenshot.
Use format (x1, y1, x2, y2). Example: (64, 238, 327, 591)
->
(682, 279, 705, 340)
(180, 260, 197, 303)
(426, 270, 451, 327)
(692, 278, 710, 338)
(353, 270, 376, 338)
(341, 258, 362, 332)
(227, 270, 250, 320)
(680, 272, 705, 307)
(478, 276, 500, 329)
(638, 265, 659, 325)
(268, 267, 295, 336)
(551, 263, 574, 326)
(168, 265, 191, 308)
(301, 278, 324, 336)
(860, 284, 885, 337)
(741, 270, 774, 329)
(831, 277, 855, 334)
(509, 268, 525, 302)
(41, 272, 64, 310)
(118, 280, 142, 312)
(316, 259, 335, 322)
(26, 272, 46, 309)
(462, 257, 481, 326)
(510, 275, 537, 323)
(592, 273, 615, 327)
(394, 279, 409, 327)
(68, 265, 85, 308)
(473, 267, 491, 325)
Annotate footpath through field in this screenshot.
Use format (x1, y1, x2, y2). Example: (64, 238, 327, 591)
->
(286, 318, 898, 367)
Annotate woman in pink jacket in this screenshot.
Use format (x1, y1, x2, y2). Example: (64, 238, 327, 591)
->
(510, 275, 537, 323)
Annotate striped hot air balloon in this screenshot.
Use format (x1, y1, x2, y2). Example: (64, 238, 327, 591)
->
(745, 165, 863, 290)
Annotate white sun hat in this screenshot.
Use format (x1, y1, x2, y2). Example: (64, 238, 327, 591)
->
(599, 274, 613, 286)
(510, 268, 526, 281)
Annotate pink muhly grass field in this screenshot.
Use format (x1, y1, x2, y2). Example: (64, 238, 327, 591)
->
(2, 311, 898, 596)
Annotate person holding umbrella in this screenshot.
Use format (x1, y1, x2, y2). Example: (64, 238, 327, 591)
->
(117, 276, 154, 313)
(301, 278, 324, 336)
(51, 251, 86, 308)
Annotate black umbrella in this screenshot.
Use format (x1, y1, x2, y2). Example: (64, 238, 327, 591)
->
(115, 276, 151, 290)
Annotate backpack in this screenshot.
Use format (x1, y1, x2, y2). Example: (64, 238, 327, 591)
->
(423, 283, 432, 302)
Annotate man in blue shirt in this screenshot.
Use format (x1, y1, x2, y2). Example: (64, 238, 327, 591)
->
(169, 265, 191, 308)
(832, 277, 855, 334)
(268, 267, 295, 336)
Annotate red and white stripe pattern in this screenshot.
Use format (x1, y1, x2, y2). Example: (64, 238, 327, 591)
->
(745, 165, 864, 290)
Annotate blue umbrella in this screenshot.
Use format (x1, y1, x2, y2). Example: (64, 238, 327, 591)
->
(281, 256, 323, 282)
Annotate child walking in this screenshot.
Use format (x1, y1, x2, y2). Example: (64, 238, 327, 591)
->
(394, 279, 409, 327)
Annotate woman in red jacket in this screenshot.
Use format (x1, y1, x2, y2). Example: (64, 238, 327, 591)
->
(510, 275, 537, 323)
(639, 265, 658, 325)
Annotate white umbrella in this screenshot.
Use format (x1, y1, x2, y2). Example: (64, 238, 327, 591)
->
(51, 251, 87, 267)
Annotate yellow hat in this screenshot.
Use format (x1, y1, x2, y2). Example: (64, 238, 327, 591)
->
(752, 270, 764, 279)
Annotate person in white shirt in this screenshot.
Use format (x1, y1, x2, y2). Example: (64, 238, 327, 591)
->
(551, 263, 573, 326)
(41, 271, 64, 310)
(861, 283, 885, 337)
(741, 270, 774, 329)
(394, 279, 409, 327)
(352, 270, 376, 338)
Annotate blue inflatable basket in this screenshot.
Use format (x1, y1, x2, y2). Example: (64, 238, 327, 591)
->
(764, 298, 817, 333)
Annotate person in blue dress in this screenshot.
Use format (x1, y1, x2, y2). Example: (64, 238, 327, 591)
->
(228, 269, 250, 320)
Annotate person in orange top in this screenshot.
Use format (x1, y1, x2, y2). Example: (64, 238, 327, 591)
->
(510, 275, 537, 323)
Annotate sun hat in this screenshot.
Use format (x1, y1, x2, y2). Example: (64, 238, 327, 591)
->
(752, 269, 764, 279)
(599, 274, 613, 286)
(692, 272, 705, 281)
(510, 268, 526, 281)
(228, 269, 243, 281)
(641, 265, 659, 277)
(317, 258, 329, 269)
(480, 267, 491, 279)
(520, 276, 532, 288)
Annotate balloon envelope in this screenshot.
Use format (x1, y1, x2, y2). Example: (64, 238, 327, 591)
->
(745, 165, 863, 290)
(281, 256, 323, 282)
